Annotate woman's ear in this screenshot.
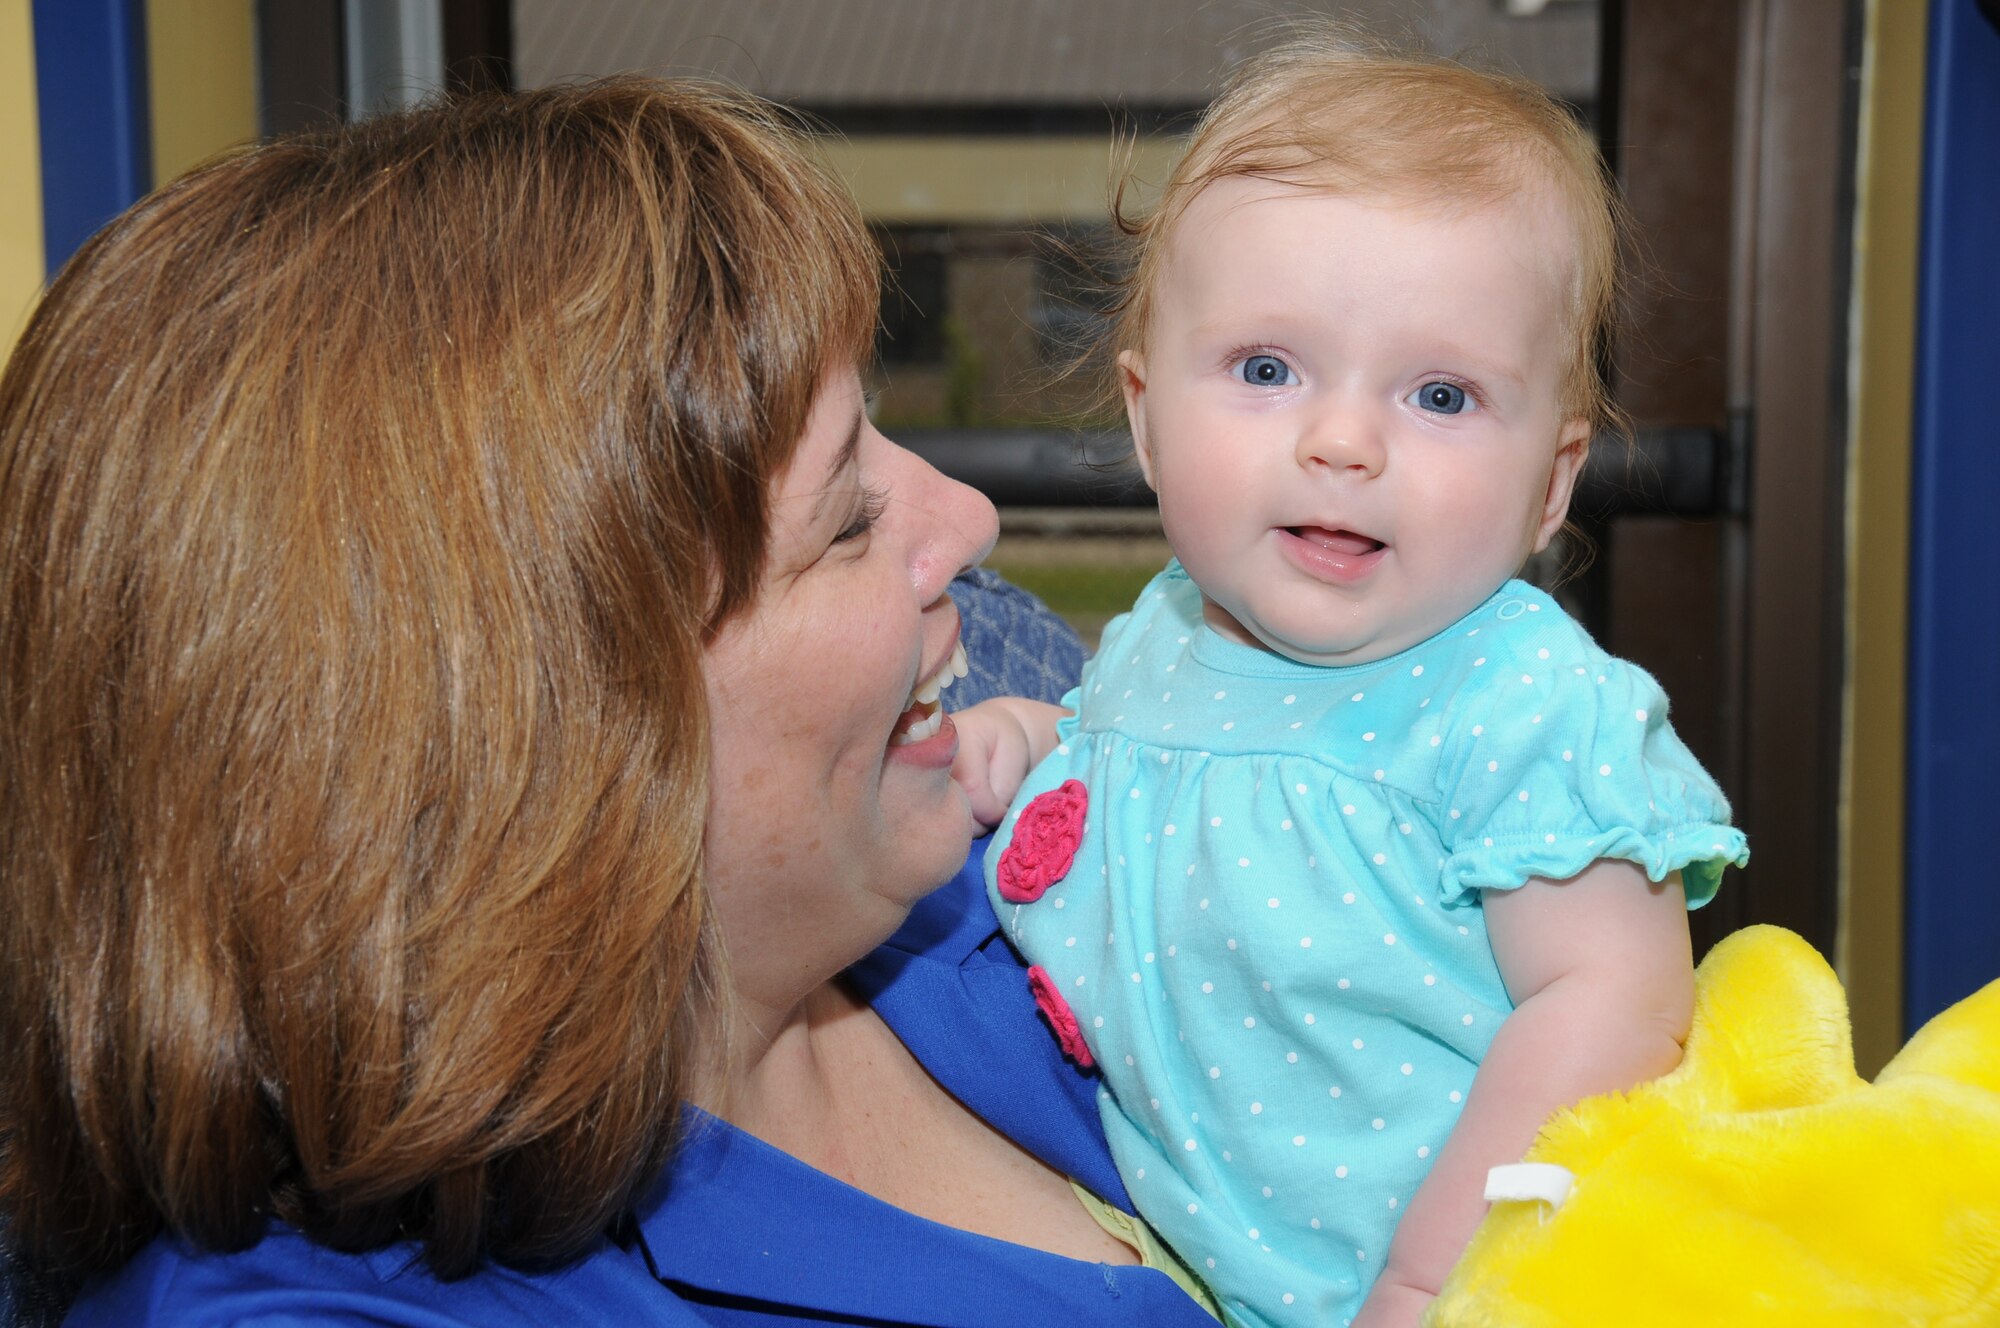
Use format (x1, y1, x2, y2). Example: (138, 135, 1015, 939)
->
(1119, 349, 1158, 492)
(1532, 419, 1594, 553)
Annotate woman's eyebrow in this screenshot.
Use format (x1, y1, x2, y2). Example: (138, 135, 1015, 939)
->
(810, 406, 866, 521)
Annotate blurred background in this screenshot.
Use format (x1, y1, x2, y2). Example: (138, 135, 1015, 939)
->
(3, 0, 1994, 1073)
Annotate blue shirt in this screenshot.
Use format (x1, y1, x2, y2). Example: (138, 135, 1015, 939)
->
(65, 850, 1213, 1327)
(988, 565, 1745, 1327)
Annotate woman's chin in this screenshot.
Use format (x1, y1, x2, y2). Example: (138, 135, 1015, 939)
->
(872, 714, 976, 879)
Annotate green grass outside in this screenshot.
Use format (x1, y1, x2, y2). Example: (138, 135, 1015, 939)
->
(985, 558, 1159, 646)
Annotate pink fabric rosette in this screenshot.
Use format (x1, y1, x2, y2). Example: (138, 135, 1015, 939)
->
(1025, 965, 1095, 1068)
(994, 778, 1088, 903)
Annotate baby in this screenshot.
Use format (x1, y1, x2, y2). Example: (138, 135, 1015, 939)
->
(953, 33, 1747, 1328)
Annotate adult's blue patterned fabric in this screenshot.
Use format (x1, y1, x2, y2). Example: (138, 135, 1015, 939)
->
(948, 567, 1087, 708)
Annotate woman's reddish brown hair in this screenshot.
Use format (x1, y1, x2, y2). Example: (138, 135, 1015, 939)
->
(0, 76, 876, 1281)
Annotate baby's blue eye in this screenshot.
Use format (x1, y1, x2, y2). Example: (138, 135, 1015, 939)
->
(1237, 355, 1294, 387)
(1412, 381, 1470, 414)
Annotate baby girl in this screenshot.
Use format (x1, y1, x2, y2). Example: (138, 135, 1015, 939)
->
(954, 32, 1748, 1328)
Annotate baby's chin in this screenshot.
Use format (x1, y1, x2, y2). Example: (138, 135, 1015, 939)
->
(1206, 598, 1415, 669)
(1252, 628, 1412, 669)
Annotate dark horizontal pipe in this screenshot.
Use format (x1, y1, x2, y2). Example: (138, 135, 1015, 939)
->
(896, 429, 1153, 508)
(896, 425, 1725, 516)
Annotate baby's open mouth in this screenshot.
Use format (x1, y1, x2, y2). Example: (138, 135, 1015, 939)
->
(1288, 525, 1384, 556)
(891, 639, 969, 745)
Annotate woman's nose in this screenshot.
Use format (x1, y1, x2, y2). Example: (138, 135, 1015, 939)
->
(906, 451, 999, 602)
(943, 472, 1000, 577)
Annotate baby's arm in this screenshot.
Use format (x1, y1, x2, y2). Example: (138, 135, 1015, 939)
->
(1355, 861, 1695, 1327)
(950, 697, 1070, 829)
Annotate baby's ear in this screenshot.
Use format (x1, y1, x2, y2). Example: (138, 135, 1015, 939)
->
(1532, 419, 1593, 553)
(1119, 350, 1159, 492)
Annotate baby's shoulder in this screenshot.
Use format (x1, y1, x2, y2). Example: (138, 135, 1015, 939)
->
(1427, 584, 1677, 770)
(1085, 562, 1198, 667)
(1421, 583, 1644, 705)
(1436, 582, 1595, 667)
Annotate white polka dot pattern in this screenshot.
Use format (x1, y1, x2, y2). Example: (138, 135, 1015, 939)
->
(985, 564, 1745, 1327)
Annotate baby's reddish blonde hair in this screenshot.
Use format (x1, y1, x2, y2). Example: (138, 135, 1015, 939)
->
(1113, 25, 1629, 437)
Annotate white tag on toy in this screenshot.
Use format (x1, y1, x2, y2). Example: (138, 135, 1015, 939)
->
(1484, 1162, 1574, 1210)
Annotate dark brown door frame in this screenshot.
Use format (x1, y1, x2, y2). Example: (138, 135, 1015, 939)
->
(256, 0, 512, 134)
(1604, 0, 1855, 957)
(442, 0, 512, 94)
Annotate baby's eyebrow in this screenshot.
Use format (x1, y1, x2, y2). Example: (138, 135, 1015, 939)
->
(1431, 346, 1528, 390)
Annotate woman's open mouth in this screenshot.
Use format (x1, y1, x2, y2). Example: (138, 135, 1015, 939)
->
(892, 639, 969, 746)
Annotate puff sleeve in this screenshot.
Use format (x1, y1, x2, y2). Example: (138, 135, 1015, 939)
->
(1434, 652, 1746, 908)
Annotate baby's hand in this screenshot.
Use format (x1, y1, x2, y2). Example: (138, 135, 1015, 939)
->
(949, 697, 1069, 830)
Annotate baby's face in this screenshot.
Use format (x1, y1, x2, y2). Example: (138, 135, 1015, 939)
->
(1123, 177, 1591, 667)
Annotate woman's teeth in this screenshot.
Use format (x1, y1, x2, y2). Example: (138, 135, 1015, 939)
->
(892, 640, 970, 745)
(894, 707, 947, 745)
(912, 639, 970, 706)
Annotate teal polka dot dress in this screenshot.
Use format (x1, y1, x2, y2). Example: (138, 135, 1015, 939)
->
(986, 563, 1746, 1327)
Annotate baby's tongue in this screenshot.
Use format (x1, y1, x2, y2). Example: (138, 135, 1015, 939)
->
(1293, 526, 1380, 555)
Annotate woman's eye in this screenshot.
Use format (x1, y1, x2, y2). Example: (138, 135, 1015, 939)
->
(1411, 381, 1471, 414)
(1235, 354, 1294, 387)
(834, 489, 887, 544)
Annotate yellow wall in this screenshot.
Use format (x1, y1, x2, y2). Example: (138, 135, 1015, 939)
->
(1841, 0, 1927, 1076)
(1, 0, 258, 364)
(823, 136, 1183, 225)
(1, 0, 43, 360)
(147, 0, 259, 185)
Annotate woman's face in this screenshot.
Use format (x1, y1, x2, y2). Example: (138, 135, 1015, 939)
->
(702, 370, 998, 1016)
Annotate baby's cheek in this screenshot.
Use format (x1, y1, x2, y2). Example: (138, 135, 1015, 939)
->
(1437, 486, 1542, 564)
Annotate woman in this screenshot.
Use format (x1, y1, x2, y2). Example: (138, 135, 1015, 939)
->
(0, 81, 1214, 1323)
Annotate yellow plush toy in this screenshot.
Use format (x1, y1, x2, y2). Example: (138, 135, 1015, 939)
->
(1431, 925, 2000, 1327)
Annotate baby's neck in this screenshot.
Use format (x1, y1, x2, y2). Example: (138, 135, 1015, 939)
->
(1198, 572, 1523, 670)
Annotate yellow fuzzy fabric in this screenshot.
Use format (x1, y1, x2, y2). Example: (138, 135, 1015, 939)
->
(1431, 926, 2000, 1327)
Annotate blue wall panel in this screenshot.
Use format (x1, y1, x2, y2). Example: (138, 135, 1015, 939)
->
(1907, 0, 2000, 1031)
(32, 0, 150, 276)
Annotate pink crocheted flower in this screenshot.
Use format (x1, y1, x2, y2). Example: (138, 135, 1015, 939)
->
(1026, 965, 1095, 1068)
(994, 778, 1088, 903)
